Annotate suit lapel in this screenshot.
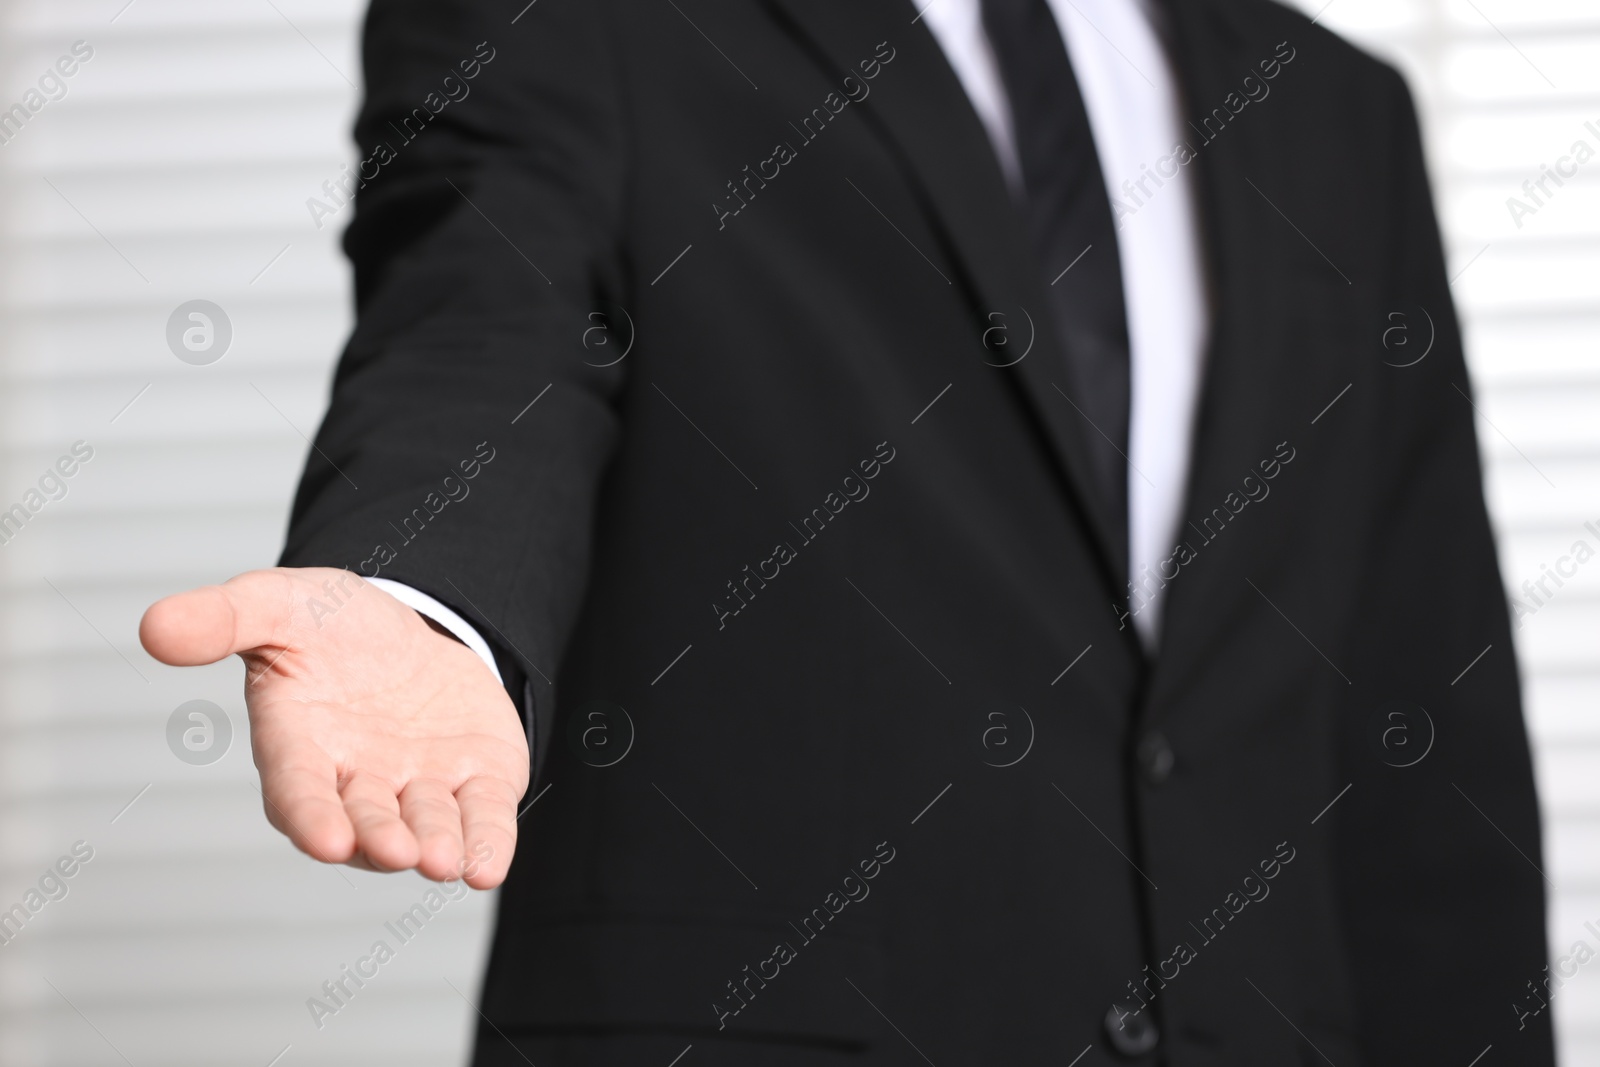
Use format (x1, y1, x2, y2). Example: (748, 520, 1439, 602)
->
(1144, 0, 1306, 699)
(763, 0, 1130, 589)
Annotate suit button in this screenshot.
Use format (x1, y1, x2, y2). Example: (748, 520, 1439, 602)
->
(1104, 1001, 1159, 1057)
(1136, 730, 1175, 785)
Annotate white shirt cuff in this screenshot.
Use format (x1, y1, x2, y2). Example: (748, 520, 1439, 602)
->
(367, 577, 504, 686)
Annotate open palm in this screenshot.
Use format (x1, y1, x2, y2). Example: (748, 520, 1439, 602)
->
(140, 567, 528, 888)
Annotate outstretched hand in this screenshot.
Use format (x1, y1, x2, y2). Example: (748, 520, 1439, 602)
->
(140, 567, 528, 888)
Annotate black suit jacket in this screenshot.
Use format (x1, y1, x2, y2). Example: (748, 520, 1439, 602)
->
(282, 0, 1554, 1063)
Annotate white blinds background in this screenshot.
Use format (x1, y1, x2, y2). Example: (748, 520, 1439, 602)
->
(0, 1, 494, 1065)
(0, 0, 1594, 1064)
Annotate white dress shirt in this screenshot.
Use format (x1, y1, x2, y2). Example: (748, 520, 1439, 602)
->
(395, 0, 1208, 663)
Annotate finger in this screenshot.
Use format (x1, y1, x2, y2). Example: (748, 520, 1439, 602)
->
(399, 779, 467, 882)
(140, 570, 292, 666)
(256, 740, 356, 865)
(455, 775, 521, 889)
(341, 772, 418, 873)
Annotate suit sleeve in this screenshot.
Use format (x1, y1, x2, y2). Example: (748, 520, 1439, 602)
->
(1333, 67, 1554, 1061)
(279, 0, 630, 769)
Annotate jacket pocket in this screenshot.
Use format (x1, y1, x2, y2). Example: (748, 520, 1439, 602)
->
(480, 910, 888, 1046)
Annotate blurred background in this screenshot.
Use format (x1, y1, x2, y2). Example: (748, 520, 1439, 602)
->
(0, 0, 1593, 1064)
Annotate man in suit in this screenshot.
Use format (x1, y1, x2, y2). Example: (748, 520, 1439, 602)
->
(140, 0, 1555, 1062)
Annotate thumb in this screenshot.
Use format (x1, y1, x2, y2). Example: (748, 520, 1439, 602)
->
(140, 568, 294, 666)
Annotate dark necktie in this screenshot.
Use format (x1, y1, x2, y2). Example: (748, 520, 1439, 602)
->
(982, 0, 1132, 551)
